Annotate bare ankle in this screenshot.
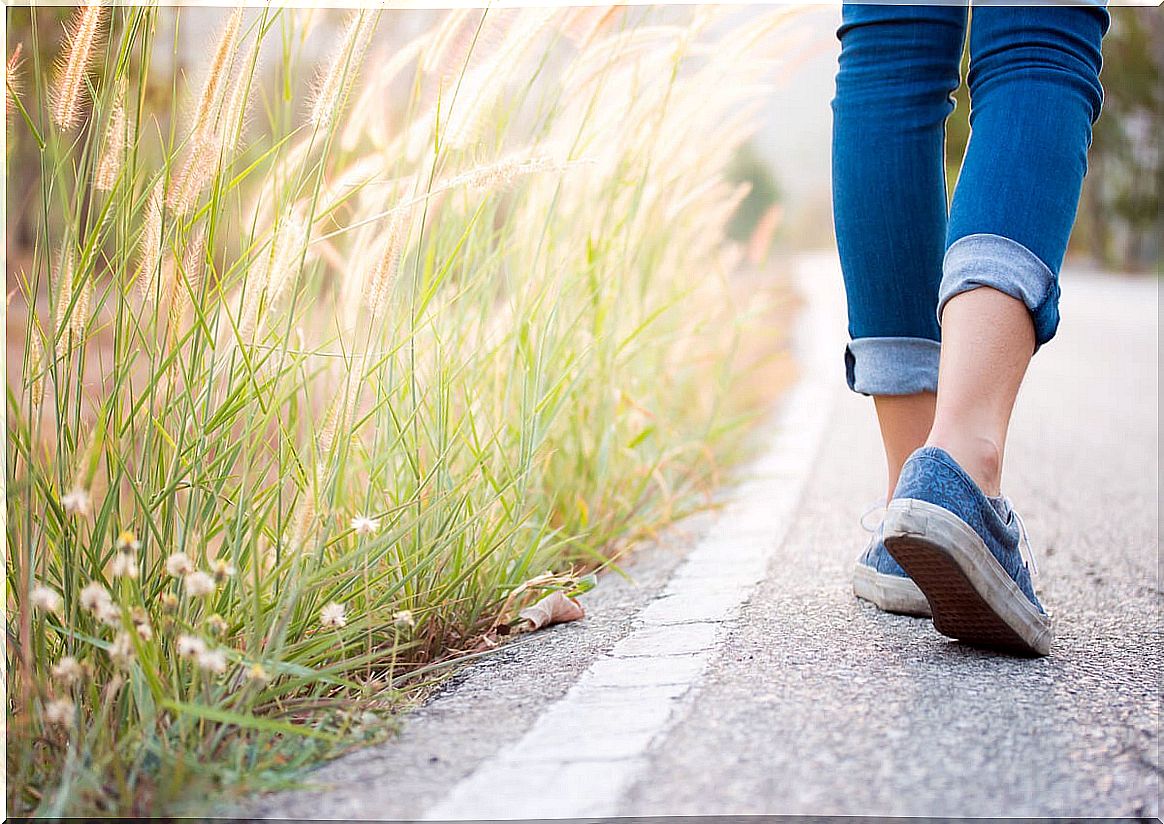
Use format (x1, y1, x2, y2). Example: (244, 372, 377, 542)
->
(924, 432, 1003, 496)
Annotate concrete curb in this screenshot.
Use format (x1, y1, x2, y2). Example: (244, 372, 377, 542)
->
(423, 255, 843, 819)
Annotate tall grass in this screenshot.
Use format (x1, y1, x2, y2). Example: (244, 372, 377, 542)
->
(6, 4, 798, 815)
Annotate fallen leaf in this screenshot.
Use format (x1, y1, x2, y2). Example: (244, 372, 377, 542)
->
(518, 591, 585, 631)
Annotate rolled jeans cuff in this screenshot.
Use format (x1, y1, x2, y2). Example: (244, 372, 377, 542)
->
(939, 233, 1060, 348)
(845, 337, 940, 396)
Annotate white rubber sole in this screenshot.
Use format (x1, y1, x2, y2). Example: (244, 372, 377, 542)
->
(883, 498, 1052, 656)
(852, 562, 932, 617)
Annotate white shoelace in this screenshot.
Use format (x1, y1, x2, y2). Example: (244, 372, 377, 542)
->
(1007, 503, 1040, 583)
(859, 501, 886, 534)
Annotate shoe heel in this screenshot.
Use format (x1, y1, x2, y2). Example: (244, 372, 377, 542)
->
(883, 499, 1051, 656)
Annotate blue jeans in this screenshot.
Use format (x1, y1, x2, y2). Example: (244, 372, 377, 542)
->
(831, 4, 1108, 395)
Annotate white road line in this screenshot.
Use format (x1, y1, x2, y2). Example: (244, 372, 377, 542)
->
(423, 255, 845, 820)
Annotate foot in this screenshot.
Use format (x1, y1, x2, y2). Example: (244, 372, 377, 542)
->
(882, 446, 1051, 656)
(852, 511, 931, 618)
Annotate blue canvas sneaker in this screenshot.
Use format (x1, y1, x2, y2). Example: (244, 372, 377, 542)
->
(883, 446, 1051, 656)
(852, 506, 931, 617)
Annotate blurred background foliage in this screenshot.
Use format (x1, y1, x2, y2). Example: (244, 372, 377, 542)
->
(945, 7, 1161, 272)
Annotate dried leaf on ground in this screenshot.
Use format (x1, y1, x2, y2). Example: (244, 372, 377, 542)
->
(518, 591, 585, 631)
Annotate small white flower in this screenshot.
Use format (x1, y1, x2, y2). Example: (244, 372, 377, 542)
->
(183, 570, 216, 598)
(61, 488, 91, 517)
(95, 600, 122, 627)
(320, 601, 347, 629)
(114, 529, 141, 553)
(392, 609, 415, 629)
(79, 581, 111, 613)
(350, 515, 379, 536)
(211, 558, 237, 582)
(195, 648, 228, 674)
(135, 620, 153, 641)
(31, 584, 63, 614)
(206, 613, 228, 635)
(43, 697, 75, 726)
(108, 631, 134, 665)
(51, 656, 85, 685)
(165, 552, 195, 577)
(109, 551, 139, 579)
(246, 663, 271, 684)
(176, 634, 207, 659)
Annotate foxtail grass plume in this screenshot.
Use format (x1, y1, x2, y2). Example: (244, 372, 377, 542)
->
(166, 136, 218, 215)
(167, 226, 206, 349)
(26, 329, 45, 405)
(49, 2, 105, 130)
(217, 38, 258, 152)
(52, 245, 76, 355)
(362, 211, 406, 319)
(71, 272, 92, 340)
(6, 42, 23, 115)
(95, 79, 130, 191)
(191, 7, 242, 143)
(307, 11, 376, 134)
(136, 182, 164, 300)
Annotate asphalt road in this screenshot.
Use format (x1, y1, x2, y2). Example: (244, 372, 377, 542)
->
(237, 254, 1160, 819)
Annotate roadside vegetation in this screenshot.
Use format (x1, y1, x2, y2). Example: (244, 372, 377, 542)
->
(5, 5, 797, 814)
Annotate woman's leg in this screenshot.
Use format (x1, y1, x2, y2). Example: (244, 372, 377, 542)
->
(831, 4, 967, 499)
(927, 5, 1108, 495)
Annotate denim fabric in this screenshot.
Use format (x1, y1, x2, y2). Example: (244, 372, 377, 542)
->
(857, 530, 909, 578)
(846, 337, 941, 395)
(832, 4, 1108, 395)
(892, 446, 1044, 613)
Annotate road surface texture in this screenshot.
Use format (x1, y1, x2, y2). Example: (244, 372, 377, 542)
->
(237, 253, 1159, 820)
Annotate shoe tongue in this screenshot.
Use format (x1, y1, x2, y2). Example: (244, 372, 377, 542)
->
(988, 494, 1012, 522)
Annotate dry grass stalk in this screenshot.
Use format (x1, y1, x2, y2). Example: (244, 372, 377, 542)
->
(49, 2, 105, 130)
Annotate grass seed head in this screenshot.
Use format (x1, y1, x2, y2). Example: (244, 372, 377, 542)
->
(95, 80, 128, 191)
(308, 11, 376, 133)
(192, 7, 243, 143)
(137, 183, 164, 301)
(49, 2, 105, 130)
